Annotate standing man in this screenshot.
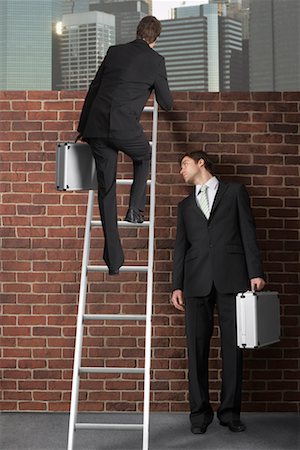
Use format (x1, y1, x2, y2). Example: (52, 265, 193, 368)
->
(171, 151, 265, 434)
(77, 16, 172, 275)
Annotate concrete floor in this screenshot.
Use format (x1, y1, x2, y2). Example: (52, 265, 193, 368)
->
(0, 412, 299, 450)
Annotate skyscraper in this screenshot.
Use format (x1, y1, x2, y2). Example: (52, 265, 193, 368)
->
(60, 11, 115, 90)
(0, 0, 63, 90)
(158, 1, 245, 91)
(249, 0, 300, 91)
(90, 1, 149, 44)
(156, 17, 208, 91)
(219, 16, 244, 90)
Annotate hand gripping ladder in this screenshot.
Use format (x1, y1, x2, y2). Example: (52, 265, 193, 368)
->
(67, 101, 158, 450)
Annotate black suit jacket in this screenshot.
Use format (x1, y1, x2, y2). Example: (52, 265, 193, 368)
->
(77, 39, 172, 140)
(172, 181, 264, 297)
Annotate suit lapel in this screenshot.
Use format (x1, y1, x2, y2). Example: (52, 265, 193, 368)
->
(210, 180, 228, 218)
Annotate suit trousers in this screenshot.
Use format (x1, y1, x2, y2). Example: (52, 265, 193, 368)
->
(89, 135, 151, 270)
(185, 285, 243, 426)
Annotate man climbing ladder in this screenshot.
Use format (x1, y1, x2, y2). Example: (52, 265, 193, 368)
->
(76, 15, 172, 275)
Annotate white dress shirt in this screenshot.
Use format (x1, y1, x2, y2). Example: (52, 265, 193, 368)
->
(195, 177, 219, 213)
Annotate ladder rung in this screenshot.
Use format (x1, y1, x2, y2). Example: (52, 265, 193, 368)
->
(83, 314, 146, 321)
(143, 106, 154, 113)
(116, 179, 151, 185)
(87, 265, 148, 273)
(75, 423, 143, 430)
(91, 220, 150, 228)
(79, 367, 144, 374)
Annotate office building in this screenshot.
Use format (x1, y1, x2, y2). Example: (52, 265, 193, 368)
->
(219, 16, 244, 90)
(160, 2, 245, 91)
(156, 17, 208, 91)
(0, 0, 63, 90)
(249, 0, 300, 91)
(60, 11, 115, 90)
(90, 1, 149, 44)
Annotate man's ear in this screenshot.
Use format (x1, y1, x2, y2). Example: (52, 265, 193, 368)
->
(197, 158, 205, 168)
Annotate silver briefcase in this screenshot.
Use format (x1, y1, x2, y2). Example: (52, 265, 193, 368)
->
(236, 291, 280, 348)
(56, 142, 97, 191)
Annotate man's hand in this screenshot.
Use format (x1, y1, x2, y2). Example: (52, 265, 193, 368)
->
(170, 289, 185, 311)
(75, 133, 83, 143)
(250, 277, 266, 292)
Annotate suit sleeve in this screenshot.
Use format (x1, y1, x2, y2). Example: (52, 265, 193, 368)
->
(172, 203, 188, 292)
(77, 49, 110, 134)
(153, 57, 173, 111)
(237, 185, 264, 280)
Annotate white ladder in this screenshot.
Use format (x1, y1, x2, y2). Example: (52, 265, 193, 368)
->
(67, 101, 158, 450)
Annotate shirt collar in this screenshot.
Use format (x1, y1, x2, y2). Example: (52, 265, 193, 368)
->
(196, 176, 219, 196)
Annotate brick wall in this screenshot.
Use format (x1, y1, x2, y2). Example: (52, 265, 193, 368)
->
(0, 91, 299, 413)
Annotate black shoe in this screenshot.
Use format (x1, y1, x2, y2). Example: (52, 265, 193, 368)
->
(191, 424, 208, 434)
(191, 415, 213, 434)
(108, 268, 120, 276)
(219, 419, 246, 432)
(124, 208, 144, 224)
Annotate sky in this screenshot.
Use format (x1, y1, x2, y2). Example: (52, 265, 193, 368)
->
(152, 0, 209, 20)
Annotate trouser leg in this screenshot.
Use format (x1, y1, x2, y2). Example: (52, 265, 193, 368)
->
(130, 159, 150, 211)
(215, 291, 243, 422)
(116, 133, 151, 212)
(89, 138, 124, 270)
(185, 293, 215, 426)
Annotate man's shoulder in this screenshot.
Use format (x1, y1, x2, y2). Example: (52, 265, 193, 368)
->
(178, 194, 194, 209)
(220, 180, 245, 192)
(109, 40, 162, 60)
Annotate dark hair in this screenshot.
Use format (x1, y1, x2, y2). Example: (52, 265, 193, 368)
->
(136, 16, 161, 44)
(180, 151, 215, 175)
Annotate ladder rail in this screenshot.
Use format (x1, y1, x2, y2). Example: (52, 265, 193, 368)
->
(142, 99, 158, 450)
(67, 189, 94, 450)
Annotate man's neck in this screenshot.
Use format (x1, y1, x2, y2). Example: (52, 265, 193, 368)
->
(194, 172, 214, 186)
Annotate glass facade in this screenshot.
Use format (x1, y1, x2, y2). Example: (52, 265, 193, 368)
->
(201, 3, 222, 92)
(249, 0, 300, 91)
(0, 0, 62, 90)
(90, 1, 149, 44)
(60, 11, 115, 90)
(156, 18, 208, 91)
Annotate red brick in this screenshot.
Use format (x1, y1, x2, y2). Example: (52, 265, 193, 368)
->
(44, 121, 74, 131)
(27, 91, 59, 100)
(44, 101, 73, 110)
(28, 132, 58, 141)
(28, 111, 58, 120)
(221, 112, 249, 122)
(268, 102, 298, 112)
(205, 101, 235, 111)
(12, 101, 41, 110)
(0, 91, 26, 100)
(237, 102, 267, 111)
(0, 132, 26, 141)
(12, 121, 42, 131)
(220, 92, 250, 100)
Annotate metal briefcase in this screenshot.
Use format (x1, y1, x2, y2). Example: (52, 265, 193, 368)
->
(56, 142, 97, 191)
(236, 291, 280, 348)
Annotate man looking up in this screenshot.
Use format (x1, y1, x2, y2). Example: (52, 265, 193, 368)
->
(77, 16, 172, 275)
(171, 151, 265, 434)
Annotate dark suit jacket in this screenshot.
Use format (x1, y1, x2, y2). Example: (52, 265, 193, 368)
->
(172, 181, 264, 297)
(77, 39, 172, 140)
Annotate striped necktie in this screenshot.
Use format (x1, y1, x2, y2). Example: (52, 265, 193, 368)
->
(198, 185, 210, 219)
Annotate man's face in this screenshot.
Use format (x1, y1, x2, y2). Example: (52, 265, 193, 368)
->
(180, 156, 201, 184)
